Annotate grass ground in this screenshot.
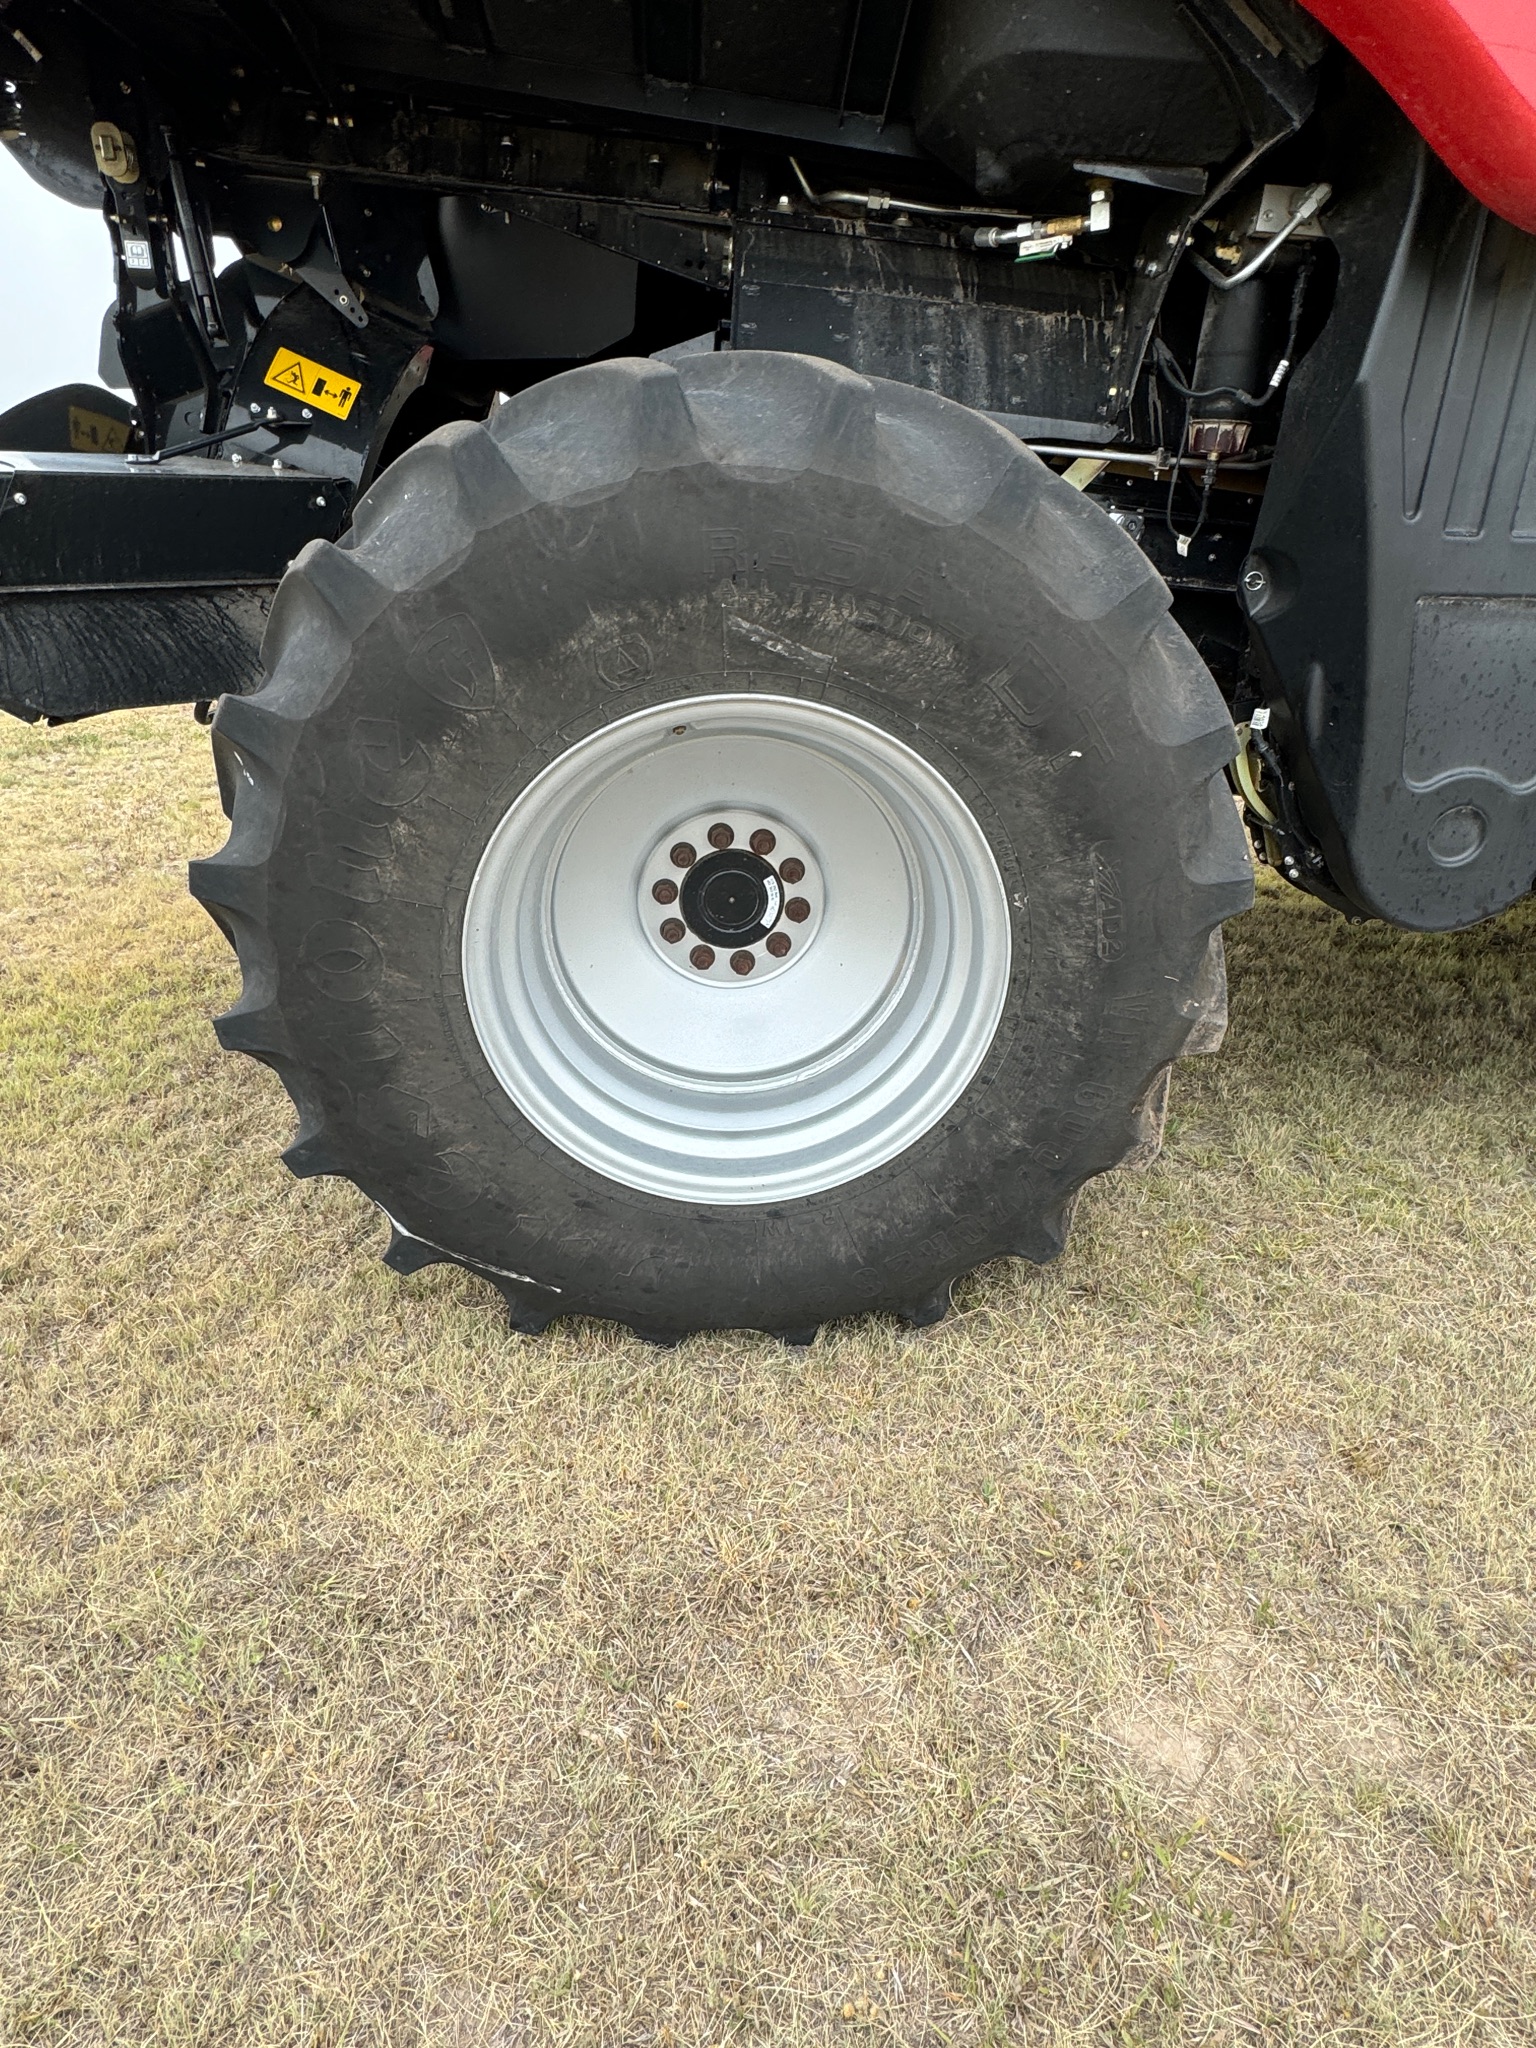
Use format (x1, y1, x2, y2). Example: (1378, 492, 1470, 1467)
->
(1, 706, 1534, 2048)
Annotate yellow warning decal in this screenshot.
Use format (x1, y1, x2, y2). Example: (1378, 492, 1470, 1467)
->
(68, 405, 130, 454)
(263, 347, 362, 421)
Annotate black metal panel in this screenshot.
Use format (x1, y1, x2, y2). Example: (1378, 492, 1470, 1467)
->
(434, 201, 638, 356)
(839, 0, 920, 121)
(733, 221, 1124, 423)
(640, 0, 699, 84)
(698, 0, 848, 107)
(496, 194, 731, 290)
(411, 0, 494, 53)
(0, 451, 346, 593)
(1247, 115, 1536, 929)
(337, 44, 923, 157)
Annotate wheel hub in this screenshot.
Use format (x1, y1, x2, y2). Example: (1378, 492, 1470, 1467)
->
(639, 806, 822, 983)
(683, 847, 781, 946)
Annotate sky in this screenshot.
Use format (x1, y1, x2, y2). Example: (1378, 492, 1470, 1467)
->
(0, 142, 116, 416)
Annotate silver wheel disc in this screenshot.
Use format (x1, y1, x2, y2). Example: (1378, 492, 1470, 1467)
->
(461, 693, 1011, 1204)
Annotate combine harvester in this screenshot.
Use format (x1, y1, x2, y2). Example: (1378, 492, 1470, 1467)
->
(2, 0, 1532, 1340)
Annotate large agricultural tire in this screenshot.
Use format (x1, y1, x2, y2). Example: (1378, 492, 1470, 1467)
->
(190, 352, 1252, 1343)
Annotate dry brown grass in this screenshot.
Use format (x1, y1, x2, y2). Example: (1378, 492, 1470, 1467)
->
(2, 706, 1535, 2048)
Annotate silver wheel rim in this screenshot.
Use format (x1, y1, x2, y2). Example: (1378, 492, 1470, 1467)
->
(461, 693, 1011, 1204)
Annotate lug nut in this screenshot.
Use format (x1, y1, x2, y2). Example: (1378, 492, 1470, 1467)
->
(670, 841, 697, 868)
(689, 944, 715, 970)
(779, 856, 805, 884)
(785, 896, 810, 923)
(730, 950, 756, 975)
(652, 878, 678, 904)
(750, 828, 777, 855)
(766, 932, 791, 958)
(660, 918, 685, 943)
(707, 821, 734, 849)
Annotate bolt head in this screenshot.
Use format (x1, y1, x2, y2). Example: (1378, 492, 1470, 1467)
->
(766, 932, 791, 959)
(778, 856, 805, 884)
(785, 897, 810, 924)
(730, 950, 756, 975)
(670, 841, 697, 868)
(749, 828, 776, 856)
(660, 919, 685, 943)
(651, 878, 678, 904)
(689, 944, 715, 970)
(707, 821, 734, 849)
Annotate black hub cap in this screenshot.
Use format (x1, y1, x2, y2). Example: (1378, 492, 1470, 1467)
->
(680, 848, 785, 947)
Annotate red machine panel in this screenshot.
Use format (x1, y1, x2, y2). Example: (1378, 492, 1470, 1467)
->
(1301, 0, 1536, 231)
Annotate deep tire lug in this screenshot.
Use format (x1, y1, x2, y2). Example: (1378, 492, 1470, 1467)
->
(382, 1225, 448, 1277)
(899, 1284, 954, 1330)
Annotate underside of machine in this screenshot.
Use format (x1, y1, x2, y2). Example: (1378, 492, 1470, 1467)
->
(2, 0, 1534, 935)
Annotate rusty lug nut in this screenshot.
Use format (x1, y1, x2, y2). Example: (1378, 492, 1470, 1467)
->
(730, 950, 756, 975)
(766, 932, 791, 958)
(660, 918, 686, 943)
(689, 944, 715, 970)
(652, 878, 678, 904)
(750, 828, 777, 856)
(670, 841, 697, 868)
(785, 896, 810, 923)
(707, 821, 734, 849)
(779, 856, 806, 884)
